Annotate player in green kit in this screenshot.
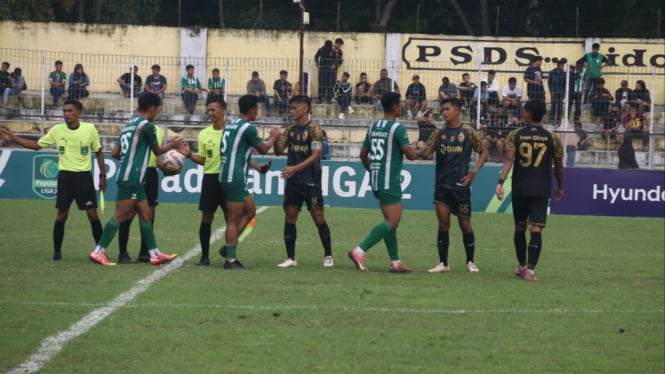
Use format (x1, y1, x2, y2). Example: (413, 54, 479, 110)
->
(218, 94, 280, 269)
(116, 124, 164, 263)
(347, 92, 422, 273)
(0, 100, 105, 261)
(89, 92, 185, 266)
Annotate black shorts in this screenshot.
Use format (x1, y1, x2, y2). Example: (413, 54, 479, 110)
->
(433, 187, 471, 218)
(512, 195, 549, 227)
(199, 174, 227, 214)
(56, 171, 97, 210)
(145, 167, 159, 207)
(283, 183, 324, 211)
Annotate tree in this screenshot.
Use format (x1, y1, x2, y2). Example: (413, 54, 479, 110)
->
(372, 0, 400, 31)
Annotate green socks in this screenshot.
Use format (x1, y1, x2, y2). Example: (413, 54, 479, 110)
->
(98, 217, 120, 248)
(359, 221, 393, 253)
(139, 220, 158, 250)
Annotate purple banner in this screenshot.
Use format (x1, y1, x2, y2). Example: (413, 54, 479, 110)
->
(551, 168, 665, 218)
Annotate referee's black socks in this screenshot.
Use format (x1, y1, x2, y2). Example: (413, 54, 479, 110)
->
(199, 222, 211, 259)
(53, 220, 65, 254)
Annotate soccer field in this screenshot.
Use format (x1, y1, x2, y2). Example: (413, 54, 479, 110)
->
(0, 200, 663, 373)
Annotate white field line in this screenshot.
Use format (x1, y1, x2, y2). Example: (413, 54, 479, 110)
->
(1, 299, 662, 315)
(8, 206, 268, 374)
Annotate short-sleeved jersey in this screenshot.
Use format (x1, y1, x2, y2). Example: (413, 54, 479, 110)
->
(362, 120, 410, 191)
(426, 124, 484, 190)
(147, 126, 164, 168)
(273, 79, 292, 99)
(219, 118, 263, 183)
(49, 71, 67, 86)
(38, 122, 102, 172)
(181, 75, 201, 93)
(279, 122, 323, 187)
(505, 125, 563, 198)
(208, 77, 225, 91)
(406, 83, 426, 101)
(524, 66, 544, 98)
(198, 125, 224, 174)
(146, 75, 167, 92)
(116, 117, 158, 183)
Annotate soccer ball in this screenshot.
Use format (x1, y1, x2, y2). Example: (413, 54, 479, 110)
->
(157, 150, 185, 175)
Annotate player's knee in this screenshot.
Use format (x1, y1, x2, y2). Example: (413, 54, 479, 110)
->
(56, 210, 69, 222)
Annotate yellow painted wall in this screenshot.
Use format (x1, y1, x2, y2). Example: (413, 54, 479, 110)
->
(0, 21, 662, 105)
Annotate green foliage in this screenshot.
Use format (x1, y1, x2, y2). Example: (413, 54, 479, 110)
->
(0, 200, 663, 372)
(0, 0, 54, 22)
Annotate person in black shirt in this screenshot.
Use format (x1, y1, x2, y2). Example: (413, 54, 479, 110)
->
(314, 40, 341, 104)
(602, 104, 621, 143)
(417, 110, 437, 143)
(0, 62, 11, 96)
(496, 100, 564, 281)
(355, 72, 372, 105)
(590, 78, 613, 133)
(273, 70, 293, 117)
(523, 56, 545, 101)
(274, 95, 333, 268)
(417, 98, 488, 274)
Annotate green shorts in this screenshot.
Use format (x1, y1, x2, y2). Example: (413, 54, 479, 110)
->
(373, 187, 402, 206)
(221, 180, 248, 202)
(116, 180, 147, 202)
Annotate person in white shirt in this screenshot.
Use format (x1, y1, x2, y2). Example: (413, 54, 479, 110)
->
(482, 70, 500, 106)
(502, 77, 523, 120)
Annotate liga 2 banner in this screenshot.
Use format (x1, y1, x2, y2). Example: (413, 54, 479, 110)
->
(0, 149, 507, 212)
(1, 150, 663, 217)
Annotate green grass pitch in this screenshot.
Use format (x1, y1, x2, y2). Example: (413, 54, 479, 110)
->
(0, 200, 663, 373)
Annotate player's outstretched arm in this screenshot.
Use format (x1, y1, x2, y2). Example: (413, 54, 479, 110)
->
(402, 144, 422, 161)
(255, 129, 280, 155)
(0, 128, 41, 150)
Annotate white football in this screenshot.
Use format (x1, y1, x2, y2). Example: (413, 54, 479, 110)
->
(157, 150, 185, 175)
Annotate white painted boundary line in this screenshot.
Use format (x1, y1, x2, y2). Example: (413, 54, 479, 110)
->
(8, 206, 268, 374)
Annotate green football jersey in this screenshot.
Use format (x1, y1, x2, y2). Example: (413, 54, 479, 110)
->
(219, 118, 263, 183)
(362, 119, 410, 191)
(116, 117, 158, 183)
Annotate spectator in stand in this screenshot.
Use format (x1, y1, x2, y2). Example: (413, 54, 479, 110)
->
(68, 63, 90, 100)
(576, 123, 591, 151)
(335, 72, 353, 119)
(247, 71, 271, 115)
(117, 65, 143, 98)
(502, 77, 523, 121)
(568, 61, 585, 123)
(49, 60, 67, 108)
(484, 105, 508, 162)
(314, 40, 339, 104)
(355, 72, 372, 105)
(547, 59, 567, 125)
(273, 70, 293, 117)
(470, 81, 490, 122)
(333, 38, 344, 77)
(619, 105, 649, 168)
(614, 80, 632, 113)
(458, 73, 476, 109)
(438, 76, 458, 103)
(207, 67, 225, 105)
(602, 104, 622, 143)
(181, 64, 205, 114)
(589, 78, 613, 133)
(144, 64, 167, 101)
(0, 62, 10, 95)
(482, 70, 500, 106)
(405, 74, 427, 120)
(558, 122, 580, 168)
(631, 80, 651, 114)
(370, 69, 399, 111)
(2, 67, 26, 108)
(417, 110, 437, 144)
(524, 56, 545, 101)
(577, 42, 609, 104)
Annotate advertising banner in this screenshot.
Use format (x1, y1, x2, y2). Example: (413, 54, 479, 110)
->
(0, 150, 509, 213)
(550, 167, 665, 218)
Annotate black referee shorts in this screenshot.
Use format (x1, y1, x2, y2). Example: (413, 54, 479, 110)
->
(56, 171, 97, 210)
(199, 174, 227, 214)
